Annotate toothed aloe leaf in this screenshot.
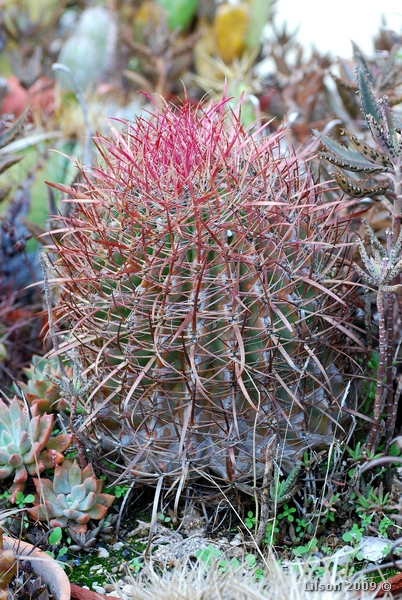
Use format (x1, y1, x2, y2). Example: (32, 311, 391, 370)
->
(357, 65, 381, 124)
(379, 97, 399, 158)
(332, 169, 389, 198)
(313, 129, 388, 172)
(319, 151, 388, 173)
(0, 107, 30, 148)
(0, 155, 22, 175)
(341, 129, 393, 168)
(366, 114, 396, 160)
(352, 42, 375, 86)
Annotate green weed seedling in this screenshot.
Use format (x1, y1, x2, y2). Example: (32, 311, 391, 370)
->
(130, 557, 144, 574)
(378, 516, 394, 538)
(104, 483, 131, 499)
(263, 519, 280, 545)
(46, 527, 69, 563)
(245, 511, 257, 530)
(342, 523, 364, 544)
(277, 504, 296, 523)
(14, 492, 35, 508)
(292, 537, 319, 557)
(196, 544, 222, 567)
(157, 513, 173, 528)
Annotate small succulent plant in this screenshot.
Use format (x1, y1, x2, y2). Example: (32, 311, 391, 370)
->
(17, 355, 71, 416)
(28, 459, 115, 533)
(0, 397, 72, 501)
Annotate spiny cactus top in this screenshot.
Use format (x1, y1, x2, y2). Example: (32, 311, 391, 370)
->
(48, 96, 361, 485)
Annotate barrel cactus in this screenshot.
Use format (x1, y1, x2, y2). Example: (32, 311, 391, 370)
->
(0, 397, 72, 501)
(28, 459, 115, 534)
(47, 97, 361, 486)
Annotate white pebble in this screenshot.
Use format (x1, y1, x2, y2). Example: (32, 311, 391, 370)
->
(93, 586, 106, 595)
(98, 547, 110, 558)
(113, 542, 124, 551)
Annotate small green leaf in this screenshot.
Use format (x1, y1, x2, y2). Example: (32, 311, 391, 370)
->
(389, 444, 401, 456)
(293, 545, 309, 556)
(49, 527, 63, 545)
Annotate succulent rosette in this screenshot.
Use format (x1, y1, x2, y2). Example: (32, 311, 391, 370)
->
(18, 354, 70, 416)
(0, 397, 72, 501)
(29, 459, 115, 533)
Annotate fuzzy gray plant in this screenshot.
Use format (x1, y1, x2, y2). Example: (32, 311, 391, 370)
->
(109, 560, 381, 600)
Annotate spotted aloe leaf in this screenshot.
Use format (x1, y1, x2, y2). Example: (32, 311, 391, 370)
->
(341, 129, 392, 168)
(332, 169, 389, 199)
(379, 97, 399, 158)
(0, 107, 30, 149)
(356, 65, 381, 124)
(0, 155, 22, 175)
(352, 42, 375, 86)
(313, 129, 389, 173)
(366, 114, 397, 161)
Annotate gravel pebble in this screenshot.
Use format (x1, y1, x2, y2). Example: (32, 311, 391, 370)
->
(113, 542, 124, 551)
(93, 586, 106, 594)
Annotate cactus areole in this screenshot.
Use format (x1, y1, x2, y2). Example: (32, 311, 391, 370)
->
(48, 96, 361, 486)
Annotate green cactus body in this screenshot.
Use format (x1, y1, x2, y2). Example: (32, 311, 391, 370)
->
(49, 98, 361, 484)
(29, 459, 115, 533)
(0, 397, 71, 501)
